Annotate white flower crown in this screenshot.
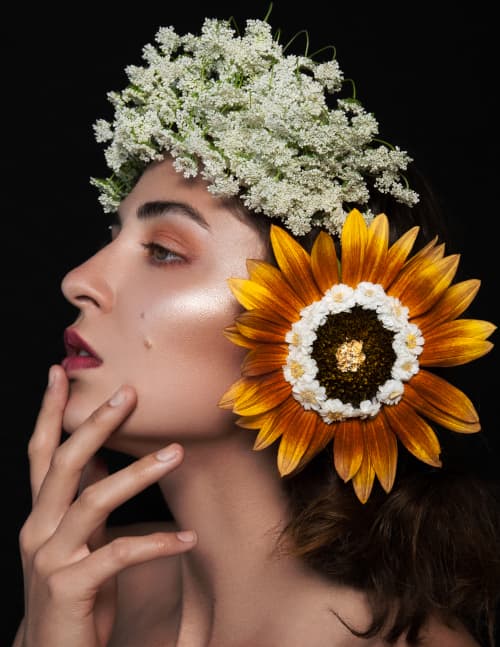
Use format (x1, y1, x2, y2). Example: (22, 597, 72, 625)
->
(90, 15, 419, 235)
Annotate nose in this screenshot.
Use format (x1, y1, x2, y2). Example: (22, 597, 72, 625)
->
(61, 245, 115, 314)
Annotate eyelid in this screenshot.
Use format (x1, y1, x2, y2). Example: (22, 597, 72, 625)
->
(142, 242, 186, 265)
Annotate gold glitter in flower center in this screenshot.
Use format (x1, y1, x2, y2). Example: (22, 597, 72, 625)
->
(312, 306, 396, 406)
(335, 339, 366, 372)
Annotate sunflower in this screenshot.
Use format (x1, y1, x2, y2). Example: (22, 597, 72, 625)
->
(218, 209, 495, 502)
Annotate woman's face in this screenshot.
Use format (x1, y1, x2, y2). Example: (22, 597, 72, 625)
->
(61, 157, 267, 456)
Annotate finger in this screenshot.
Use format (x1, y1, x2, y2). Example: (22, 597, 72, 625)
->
(48, 444, 184, 557)
(78, 453, 109, 496)
(47, 530, 197, 607)
(79, 453, 110, 551)
(28, 365, 69, 504)
(29, 385, 137, 533)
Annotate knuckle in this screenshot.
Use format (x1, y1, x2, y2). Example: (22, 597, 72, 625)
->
(18, 523, 35, 556)
(49, 446, 70, 471)
(32, 546, 51, 577)
(28, 434, 53, 462)
(109, 537, 131, 564)
(27, 437, 42, 460)
(45, 571, 68, 599)
(150, 533, 174, 554)
(78, 484, 107, 513)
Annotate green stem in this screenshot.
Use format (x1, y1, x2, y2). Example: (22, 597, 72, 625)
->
(227, 15, 241, 37)
(283, 29, 310, 56)
(263, 2, 274, 22)
(373, 137, 395, 150)
(309, 44, 337, 60)
(343, 78, 357, 100)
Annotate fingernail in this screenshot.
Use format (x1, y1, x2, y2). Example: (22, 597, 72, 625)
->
(48, 366, 57, 388)
(108, 388, 126, 407)
(176, 530, 196, 543)
(155, 445, 180, 463)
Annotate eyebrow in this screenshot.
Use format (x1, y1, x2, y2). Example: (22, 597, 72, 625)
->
(115, 200, 211, 231)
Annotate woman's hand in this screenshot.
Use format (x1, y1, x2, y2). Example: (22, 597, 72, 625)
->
(16, 364, 196, 647)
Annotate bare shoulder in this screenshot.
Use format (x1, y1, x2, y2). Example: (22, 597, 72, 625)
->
(107, 520, 182, 646)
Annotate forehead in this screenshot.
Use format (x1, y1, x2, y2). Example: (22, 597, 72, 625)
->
(120, 157, 221, 219)
(118, 157, 268, 255)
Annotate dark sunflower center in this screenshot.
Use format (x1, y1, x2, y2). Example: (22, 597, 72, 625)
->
(311, 305, 396, 406)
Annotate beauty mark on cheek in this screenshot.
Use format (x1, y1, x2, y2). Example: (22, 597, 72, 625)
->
(139, 313, 152, 348)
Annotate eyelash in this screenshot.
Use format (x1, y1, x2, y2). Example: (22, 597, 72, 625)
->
(141, 242, 185, 265)
(95, 229, 185, 266)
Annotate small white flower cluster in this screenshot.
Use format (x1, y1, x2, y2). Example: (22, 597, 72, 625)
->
(90, 17, 419, 236)
(283, 282, 423, 422)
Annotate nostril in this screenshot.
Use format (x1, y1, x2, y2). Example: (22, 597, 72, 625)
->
(60, 258, 114, 313)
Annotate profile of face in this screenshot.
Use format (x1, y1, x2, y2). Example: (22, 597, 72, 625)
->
(61, 157, 268, 456)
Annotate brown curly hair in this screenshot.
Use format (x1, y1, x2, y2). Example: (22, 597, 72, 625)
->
(226, 164, 500, 646)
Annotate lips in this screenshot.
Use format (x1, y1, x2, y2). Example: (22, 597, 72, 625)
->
(62, 328, 103, 372)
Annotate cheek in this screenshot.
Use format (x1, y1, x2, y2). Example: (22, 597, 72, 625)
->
(123, 283, 247, 435)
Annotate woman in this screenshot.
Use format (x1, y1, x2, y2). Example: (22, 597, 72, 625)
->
(12, 10, 499, 647)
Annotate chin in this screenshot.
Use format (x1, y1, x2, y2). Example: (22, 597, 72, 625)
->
(62, 378, 111, 432)
(62, 392, 98, 434)
(61, 385, 154, 458)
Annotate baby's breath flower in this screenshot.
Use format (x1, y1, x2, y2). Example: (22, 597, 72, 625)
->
(90, 16, 419, 235)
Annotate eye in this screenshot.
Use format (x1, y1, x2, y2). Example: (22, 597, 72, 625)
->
(142, 242, 185, 265)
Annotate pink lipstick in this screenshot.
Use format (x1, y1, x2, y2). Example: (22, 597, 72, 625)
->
(62, 328, 103, 373)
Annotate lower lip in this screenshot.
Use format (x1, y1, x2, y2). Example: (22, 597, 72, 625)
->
(62, 356, 103, 372)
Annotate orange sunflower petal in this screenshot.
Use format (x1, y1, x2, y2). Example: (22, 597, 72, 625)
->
(420, 337, 494, 367)
(270, 225, 322, 304)
(235, 411, 271, 430)
(409, 369, 479, 426)
(295, 417, 335, 472)
(403, 239, 444, 273)
(252, 399, 296, 449)
(364, 416, 398, 493)
(352, 451, 376, 504)
(223, 325, 259, 349)
(241, 344, 289, 376)
(424, 319, 497, 342)
(245, 259, 307, 311)
(404, 380, 480, 433)
(277, 405, 319, 475)
(218, 376, 248, 410)
(340, 209, 368, 287)
(227, 278, 299, 323)
(363, 213, 389, 284)
(310, 230, 339, 292)
(333, 418, 364, 482)
(389, 254, 460, 317)
(235, 310, 289, 342)
(380, 226, 419, 289)
(383, 401, 442, 467)
(413, 279, 481, 333)
(218, 372, 291, 416)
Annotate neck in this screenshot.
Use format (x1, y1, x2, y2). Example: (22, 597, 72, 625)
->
(157, 426, 324, 645)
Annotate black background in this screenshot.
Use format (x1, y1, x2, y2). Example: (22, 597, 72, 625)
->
(1, 3, 498, 644)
